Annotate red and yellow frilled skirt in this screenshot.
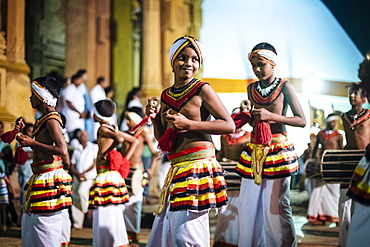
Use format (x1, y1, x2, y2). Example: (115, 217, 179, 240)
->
(23, 157, 72, 213)
(236, 133, 299, 181)
(155, 143, 228, 214)
(88, 170, 129, 209)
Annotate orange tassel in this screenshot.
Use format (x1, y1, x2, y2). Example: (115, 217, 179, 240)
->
(14, 147, 28, 165)
(158, 128, 179, 152)
(255, 121, 272, 145)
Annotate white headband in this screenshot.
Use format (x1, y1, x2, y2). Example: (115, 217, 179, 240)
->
(326, 115, 338, 123)
(93, 100, 116, 123)
(31, 81, 58, 107)
(248, 49, 277, 66)
(169, 37, 205, 68)
(126, 112, 142, 125)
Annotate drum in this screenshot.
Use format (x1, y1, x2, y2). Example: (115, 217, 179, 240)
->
(321, 149, 365, 184)
(219, 161, 241, 191)
(304, 158, 322, 179)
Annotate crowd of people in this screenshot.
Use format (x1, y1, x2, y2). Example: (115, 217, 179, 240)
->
(0, 36, 369, 247)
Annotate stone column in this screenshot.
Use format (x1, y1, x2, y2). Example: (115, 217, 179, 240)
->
(140, 0, 163, 99)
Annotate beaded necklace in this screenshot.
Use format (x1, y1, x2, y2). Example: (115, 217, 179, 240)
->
(343, 108, 370, 130)
(161, 78, 209, 111)
(251, 78, 286, 105)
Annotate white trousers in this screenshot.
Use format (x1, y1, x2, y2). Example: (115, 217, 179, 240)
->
(21, 210, 64, 247)
(92, 204, 128, 247)
(238, 177, 297, 247)
(146, 202, 210, 247)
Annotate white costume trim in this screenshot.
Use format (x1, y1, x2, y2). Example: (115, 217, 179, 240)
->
(248, 49, 278, 66)
(31, 81, 57, 107)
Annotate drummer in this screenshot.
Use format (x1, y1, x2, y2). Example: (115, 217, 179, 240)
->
(339, 82, 370, 246)
(307, 114, 343, 226)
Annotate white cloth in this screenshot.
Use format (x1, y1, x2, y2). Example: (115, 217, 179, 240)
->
(347, 202, 370, 247)
(71, 142, 98, 179)
(90, 84, 106, 105)
(238, 177, 297, 247)
(21, 211, 63, 247)
(61, 209, 71, 245)
(307, 178, 340, 222)
(63, 84, 85, 132)
(339, 188, 353, 247)
(92, 204, 128, 247)
(146, 190, 210, 247)
(214, 190, 239, 246)
(157, 161, 171, 190)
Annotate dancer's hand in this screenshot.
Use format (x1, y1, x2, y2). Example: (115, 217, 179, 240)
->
(145, 98, 161, 119)
(165, 112, 190, 132)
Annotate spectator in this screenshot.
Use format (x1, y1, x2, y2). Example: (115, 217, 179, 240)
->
(70, 130, 98, 229)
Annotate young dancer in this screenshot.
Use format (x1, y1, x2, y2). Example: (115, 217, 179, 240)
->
(236, 42, 306, 247)
(14, 76, 73, 247)
(88, 99, 139, 247)
(145, 36, 234, 246)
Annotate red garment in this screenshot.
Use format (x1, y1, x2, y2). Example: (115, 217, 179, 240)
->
(107, 150, 130, 179)
(14, 147, 27, 165)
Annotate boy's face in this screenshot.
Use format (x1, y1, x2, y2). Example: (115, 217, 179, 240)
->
(348, 88, 366, 106)
(173, 47, 200, 80)
(326, 120, 337, 130)
(30, 92, 42, 109)
(251, 56, 275, 81)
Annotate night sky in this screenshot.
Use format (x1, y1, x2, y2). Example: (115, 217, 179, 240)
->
(322, 0, 370, 55)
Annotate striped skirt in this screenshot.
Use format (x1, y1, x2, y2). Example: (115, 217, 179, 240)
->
(88, 170, 129, 209)
(155, 143, 228, 214)
(23, 157, 72, 214)
(236, 133, 299, 180)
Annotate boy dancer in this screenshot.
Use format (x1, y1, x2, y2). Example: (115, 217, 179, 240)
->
(15, 77, 72, 247)
(345, 56, 370, 247)
(88, 99, 139, 247)
(307, 114, 343, 225)
(145, 36, 235, 247)
(339, 82, 370, 247)
(236, 42, 306, 247)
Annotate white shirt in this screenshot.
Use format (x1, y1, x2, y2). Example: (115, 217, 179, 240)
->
(90, 84, 106, 105)
(71, 142, 98, 179)
(63, 84, 85, 132)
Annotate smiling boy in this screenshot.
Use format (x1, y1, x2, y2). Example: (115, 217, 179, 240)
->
(145, 36, 234, 247)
